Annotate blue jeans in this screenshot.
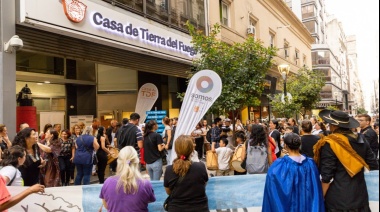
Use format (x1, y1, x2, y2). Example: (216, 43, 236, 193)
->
(146, 158, 163, 181)
(74, 164, 93, 185)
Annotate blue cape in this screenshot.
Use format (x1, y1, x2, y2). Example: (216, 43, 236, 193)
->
(262, 156, 325, 212)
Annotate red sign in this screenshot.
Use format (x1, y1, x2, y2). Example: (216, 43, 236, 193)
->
(62, 0, 87, 23)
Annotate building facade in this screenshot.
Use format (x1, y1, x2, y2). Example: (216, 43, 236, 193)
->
(208, 0, 314, 122)
(1, 0, 208, 134)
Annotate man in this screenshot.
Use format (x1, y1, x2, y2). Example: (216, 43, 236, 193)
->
(53, 124, 62, 137)
(357, 114, 379, 159)
(115, 113, 143, 151)
(19, 123, 29, 132)
(106, 119, 118, 147)
(314, 110, 378, 211)
(288, 118, 299, 135)
(211, 118, 222, 149)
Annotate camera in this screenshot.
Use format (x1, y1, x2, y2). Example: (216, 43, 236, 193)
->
(4, 35, 23, 53)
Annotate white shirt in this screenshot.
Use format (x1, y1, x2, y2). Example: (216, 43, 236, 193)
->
(215, 147, 234, 171)
(312, 129, 322, 135)
(0, 165, 23, 186)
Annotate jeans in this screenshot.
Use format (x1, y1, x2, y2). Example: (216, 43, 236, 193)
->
(74, 164, 93, 185)
(146, 158, 163, 181)
(58, 155, 73, 185)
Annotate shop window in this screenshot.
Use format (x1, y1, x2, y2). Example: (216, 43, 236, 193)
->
(16, 52, 64, 75)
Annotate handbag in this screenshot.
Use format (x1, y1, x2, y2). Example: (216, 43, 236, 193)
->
(163, 175, 185, 211)
(206, 150, 218, 170)
(80, 136, 98, 165)
(107, 147, 119, 165)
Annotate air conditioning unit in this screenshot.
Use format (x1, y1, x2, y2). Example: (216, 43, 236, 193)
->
(247, 25, 256, 35)
(284, 49, 289, 58)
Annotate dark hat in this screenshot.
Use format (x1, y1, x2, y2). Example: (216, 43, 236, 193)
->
(319, 109, 359, 129)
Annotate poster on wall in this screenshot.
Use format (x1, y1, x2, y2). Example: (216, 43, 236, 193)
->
(135, 83, 159, 124)
(69, 115, 94, 130)
(171, 70, 222, 163)
(39, 112, 65, 133)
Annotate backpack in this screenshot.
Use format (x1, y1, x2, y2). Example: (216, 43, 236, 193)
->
(116, 124, 138, 150)
(206, 128, 212, 143)
(246, 143, 269, 174)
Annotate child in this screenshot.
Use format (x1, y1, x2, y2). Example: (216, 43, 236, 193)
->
(211, 137, 233, 176)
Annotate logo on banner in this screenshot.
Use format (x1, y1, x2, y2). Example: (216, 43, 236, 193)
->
(62, 0, 87, 23)
(196, 76, 214, 93)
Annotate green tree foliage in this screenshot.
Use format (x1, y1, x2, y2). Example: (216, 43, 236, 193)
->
(357, 107, 368, 114)
(186, 23, 277, 117)
(270, 67, 325, 118)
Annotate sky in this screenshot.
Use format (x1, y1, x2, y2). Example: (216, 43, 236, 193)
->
(324, 0, 379, 113)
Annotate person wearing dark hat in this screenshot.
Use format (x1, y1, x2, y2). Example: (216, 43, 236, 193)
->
(314, 110, 379, 211)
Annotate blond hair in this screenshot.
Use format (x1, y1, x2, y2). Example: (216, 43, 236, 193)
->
(116, 146, 142, 194)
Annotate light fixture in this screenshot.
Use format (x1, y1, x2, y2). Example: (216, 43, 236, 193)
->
(36, 83, 43, 85)
(263, 106, 267, 112)
(44, 81, 51, 84)
(278, 64, 290, 79)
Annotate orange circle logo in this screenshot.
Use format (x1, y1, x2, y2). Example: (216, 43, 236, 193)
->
(63, 0, 87, 23)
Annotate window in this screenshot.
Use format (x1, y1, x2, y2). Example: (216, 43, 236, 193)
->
(295, 50, 300, 65)
(183, 0, 193, 18)
(284, 43, 289, 58)
(269, 33, 275, 48)
(284, 0, 292, 8)
(303, 55, 307, 66)
(220, 1, 229, 26)
(303, 20, 318, 33)
(302, 5, 316, 19)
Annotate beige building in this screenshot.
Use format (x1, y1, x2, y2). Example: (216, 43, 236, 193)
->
(208, 0, 314, 121)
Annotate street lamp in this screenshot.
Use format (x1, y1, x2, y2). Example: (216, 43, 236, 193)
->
(278, 64, 290, 101)
(334, 92, 338, 108)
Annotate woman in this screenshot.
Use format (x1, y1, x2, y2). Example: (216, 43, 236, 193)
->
(0, 124, 12, 156)
(37, 129, 61, 187)
(233, 132, 247, 175)
(39, 123, 52, 140)
(143, 120, 165, 181)
(191, 122, 204, 160)
(300, 120, 320, 158)
(263, 125, 277, 163)
(0, 146, 27, 186)
(99, 146, 156, 212)
(97, 126, 113, 184)
(58, 129, 75, 186)
(162, 117, 172, 165)
(269, 120, 281, 158)
(163, 135, 209, 211)
(315, 121, 328, 136)
(262, 133, 324, 211)
(288, 118, 300, 135)
(241, 124, 272, 174)
(12, 128, 46, 186)
(235, 119, 244, 132)
(73, 126, 99, 185)
(69, 124, 81, 184)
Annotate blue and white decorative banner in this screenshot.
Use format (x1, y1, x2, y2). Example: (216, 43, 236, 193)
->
(7, 171, 378, 211)
(135, 83, 159, 124)
(170, 70, 222, 163)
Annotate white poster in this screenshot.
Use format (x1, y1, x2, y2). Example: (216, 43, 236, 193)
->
(135, 83, 159, 124)
(69, 115, 94, 130)
(171, 70, 222, 162)
(39, 112, 65, 133)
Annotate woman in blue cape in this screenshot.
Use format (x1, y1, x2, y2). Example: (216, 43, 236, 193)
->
(262, 133, 324, 212)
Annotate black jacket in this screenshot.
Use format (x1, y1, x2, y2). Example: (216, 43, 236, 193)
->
(319, 133, 378, 210)
(361, 126, 379, 158)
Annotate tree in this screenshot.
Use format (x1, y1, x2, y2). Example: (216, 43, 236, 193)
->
(185, 23, 277, 122)
(357, 107, 368, 114)
(270, 67, 325, 118)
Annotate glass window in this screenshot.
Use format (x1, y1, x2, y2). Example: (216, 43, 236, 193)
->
(303, 20, 317, 33)
(170, 0, 205, 32)
(269, 33, 275, 48)
(16, 52, 64, 75)
(221, 2, 229, 26)
(33, 98, 51, 111)
(51, 98, 66, 111)
(302, 5, 316, 19)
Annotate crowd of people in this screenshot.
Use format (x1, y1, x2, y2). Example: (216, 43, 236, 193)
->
(0, 110, 379, 211)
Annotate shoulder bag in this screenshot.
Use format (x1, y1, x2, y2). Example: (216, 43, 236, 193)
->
(163, 175, 185, 211)
(80, 136, 98, 165)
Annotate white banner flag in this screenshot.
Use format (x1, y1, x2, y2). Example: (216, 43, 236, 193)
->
(135, 83, 159, 124)
(171, 70, 222, 162)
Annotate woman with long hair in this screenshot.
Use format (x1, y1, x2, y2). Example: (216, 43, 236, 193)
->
(97, 126, 113, 184)
(37, 129, 61, 187)
(73, 126, 99, 185)
(163, 135, 209, 211)
(58, 129, 75, 186)
(0, 146, 27, 186)
(191, 122, 204, 160)
(99, 146, 156, 212)
(162, 117, 172, 165)
(241, 124, 272, 174)
(143, 120, 165, 181)
(262, 133, 324, 211)
(12, 128, 46, 186)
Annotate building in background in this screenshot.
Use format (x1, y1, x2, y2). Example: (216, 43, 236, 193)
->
(1, 0, 207, 134)
(208, 0, 313, 122)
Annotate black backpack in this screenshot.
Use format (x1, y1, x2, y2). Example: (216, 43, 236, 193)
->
(116, 124, 138, 150)
(206, 128, 212, 143)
